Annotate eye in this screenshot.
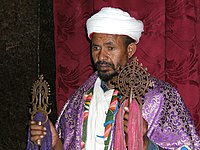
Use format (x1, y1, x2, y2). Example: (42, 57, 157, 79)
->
(92, 45, 101, 51)
(107, 46, 115, 51)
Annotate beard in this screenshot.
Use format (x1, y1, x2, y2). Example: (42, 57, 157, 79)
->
(95, 61, 118, 82)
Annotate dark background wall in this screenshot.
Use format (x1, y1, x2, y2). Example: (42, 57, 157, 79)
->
(0, 0, 56, 149)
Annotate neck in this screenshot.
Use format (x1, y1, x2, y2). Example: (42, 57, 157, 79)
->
(106, 80, 115, 89)
(100, 80, 115, 92)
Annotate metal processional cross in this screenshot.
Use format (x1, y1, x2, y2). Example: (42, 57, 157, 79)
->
(28, 0, 51, 147)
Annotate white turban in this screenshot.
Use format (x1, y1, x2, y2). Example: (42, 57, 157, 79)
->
(86, 7, 144, 44)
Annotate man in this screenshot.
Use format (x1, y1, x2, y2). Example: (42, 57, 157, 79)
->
(27, 7, 200, 150)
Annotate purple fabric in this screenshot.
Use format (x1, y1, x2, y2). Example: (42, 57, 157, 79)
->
(142, 77, 200, 149)
(55, 73, 98, 149)
(26, 112, 52, 150)
(56, 73, 200, 150)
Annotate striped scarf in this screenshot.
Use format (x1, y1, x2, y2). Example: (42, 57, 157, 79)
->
(81, 88, 119, 150)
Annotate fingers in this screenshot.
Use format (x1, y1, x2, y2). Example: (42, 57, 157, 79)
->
(124, 119, 128, 133)
(30, 121, 47, 144)
(142, 118, 148, 133)
(48, 120, 59, 147)
(124, 106, 129, 120)
(124, 106, 129, 113)
(124, 106, 129, 145)
(124, 107, 129, 134)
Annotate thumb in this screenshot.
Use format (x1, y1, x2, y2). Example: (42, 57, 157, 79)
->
(49, 120, 59, 147)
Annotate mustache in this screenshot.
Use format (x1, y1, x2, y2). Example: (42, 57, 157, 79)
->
(95, 61, 115, 69)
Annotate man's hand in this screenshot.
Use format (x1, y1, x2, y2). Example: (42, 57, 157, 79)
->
(124, 106, 149, 150)
(123, 107, 129, 135)
(30, 120, 62, 149)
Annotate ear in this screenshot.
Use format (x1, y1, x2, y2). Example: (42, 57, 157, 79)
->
(127, 43, 137, 59)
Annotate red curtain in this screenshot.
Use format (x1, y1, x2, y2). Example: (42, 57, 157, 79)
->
(54, 0, 200, 133)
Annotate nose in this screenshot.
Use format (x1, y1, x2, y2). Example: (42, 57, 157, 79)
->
(98, 49, 108, 61)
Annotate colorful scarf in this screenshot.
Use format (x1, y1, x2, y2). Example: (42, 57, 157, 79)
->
(81, 88, 119, 150)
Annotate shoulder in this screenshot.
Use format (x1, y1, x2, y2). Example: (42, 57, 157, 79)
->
(56, 73, 98, 125)
(149, 76, 179, 95)
(148, 76, 185, 111)
(76, 72, 98, 93)
(146, 76, 183, 105)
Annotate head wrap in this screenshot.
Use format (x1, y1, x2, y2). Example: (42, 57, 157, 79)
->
(86, 7, 144, 44)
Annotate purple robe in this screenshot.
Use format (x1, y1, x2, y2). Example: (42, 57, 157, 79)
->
(55, 73, 200, 149)
(27, 72, 200, 149)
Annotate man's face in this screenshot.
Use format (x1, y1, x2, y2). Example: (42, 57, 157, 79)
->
(91, 33, 129, 82)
